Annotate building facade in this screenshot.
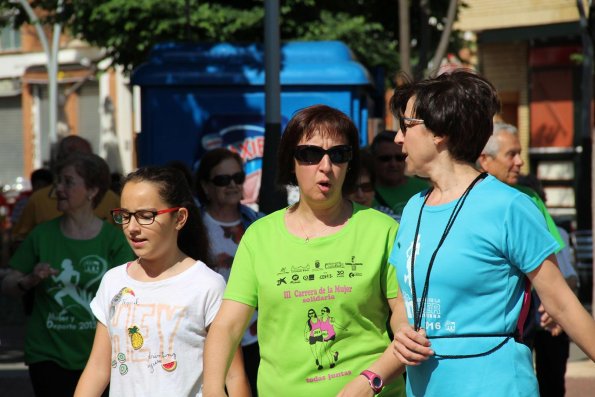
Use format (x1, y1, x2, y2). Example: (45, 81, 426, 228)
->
(457, 0, 592, 226)
(0, 15, 134, 193)
(458, 0, 593, 304)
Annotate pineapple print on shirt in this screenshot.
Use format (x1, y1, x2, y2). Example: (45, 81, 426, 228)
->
(128, 325, 144, 349)
(109, 287, 183, 375)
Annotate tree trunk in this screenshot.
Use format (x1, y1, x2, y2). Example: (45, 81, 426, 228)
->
(398, 0, 411, 77)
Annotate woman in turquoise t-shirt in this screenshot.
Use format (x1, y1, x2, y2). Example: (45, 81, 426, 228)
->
(388, 70, 595, 396)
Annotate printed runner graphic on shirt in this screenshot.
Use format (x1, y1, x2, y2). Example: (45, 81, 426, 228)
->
(304, 307, 347, 370)
(46, 255, 107, 330)
(403, 234, 445, 333)
(109, 287, 183, 375)
(277, 255, 365, 385)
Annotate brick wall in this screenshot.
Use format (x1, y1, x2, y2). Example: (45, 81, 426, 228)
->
(457, 0, 584, 31)
(479, 42, 531, 172)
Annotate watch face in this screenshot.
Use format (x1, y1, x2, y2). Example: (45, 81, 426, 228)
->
(372, 377, 382, 388)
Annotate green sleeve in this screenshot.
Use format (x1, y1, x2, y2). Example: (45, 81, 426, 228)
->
(224, 228, 259, 307)
(381, 219, 400, 299)
(513, 185, 564, 252)
(9, 224, 42, 274)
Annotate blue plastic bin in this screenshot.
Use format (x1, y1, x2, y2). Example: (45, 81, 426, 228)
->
(131, 41, 374, 203)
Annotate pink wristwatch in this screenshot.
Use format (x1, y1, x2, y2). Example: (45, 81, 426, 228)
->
(360, 370, 384, 394)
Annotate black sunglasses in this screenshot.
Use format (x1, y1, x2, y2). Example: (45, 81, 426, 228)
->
(294, 145, 352, 165)
(377, 154, 407, 163)
(210, 171, 246, 187)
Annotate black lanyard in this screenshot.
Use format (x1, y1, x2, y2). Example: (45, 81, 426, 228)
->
(410, 172, 487, 332)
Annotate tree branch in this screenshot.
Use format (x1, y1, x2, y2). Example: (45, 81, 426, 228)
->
(429, 0, 458, 75)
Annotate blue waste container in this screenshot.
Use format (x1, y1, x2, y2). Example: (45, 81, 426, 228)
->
(131, 41, 375, 204)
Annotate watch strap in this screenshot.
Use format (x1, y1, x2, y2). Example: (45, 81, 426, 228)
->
(360, 370, 384, 394)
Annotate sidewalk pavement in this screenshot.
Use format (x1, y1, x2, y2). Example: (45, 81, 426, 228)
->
(0, 325, 33, 397)
(566, 342, 595, 397)
(1, 323, 594, 397)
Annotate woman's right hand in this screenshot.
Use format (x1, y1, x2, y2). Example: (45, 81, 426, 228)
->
(33, 262, 58, 280)
(393, 325, 434, 366)
(1, 264, 58, 296)
(25, 263, 58, 288)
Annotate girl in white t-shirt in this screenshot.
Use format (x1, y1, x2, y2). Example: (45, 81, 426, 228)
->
(75, 166, 250, 397)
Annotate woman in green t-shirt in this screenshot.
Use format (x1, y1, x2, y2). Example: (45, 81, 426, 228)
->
(204, 105, 405, 397)
(2, 153, 134, 397)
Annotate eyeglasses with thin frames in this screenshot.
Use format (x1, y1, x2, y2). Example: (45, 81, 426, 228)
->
(111, 207, 181, 225)
(48, 176, 80, 199)
(399, 117, 425, 134)
(54, 177, 79, 189)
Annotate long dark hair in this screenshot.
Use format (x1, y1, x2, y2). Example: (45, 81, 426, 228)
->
(122, 166, 212, 266)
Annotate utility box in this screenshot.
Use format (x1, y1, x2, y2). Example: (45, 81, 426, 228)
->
(131, 41, 375, 204)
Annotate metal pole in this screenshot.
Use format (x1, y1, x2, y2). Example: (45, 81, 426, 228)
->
(398, 0, 411, 76)
(259, 0, 286, 213)
(577, 0, 595, 314)
(13, 0, 61, 152)
(49, 0, 64, 150)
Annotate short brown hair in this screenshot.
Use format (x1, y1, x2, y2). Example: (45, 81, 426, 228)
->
(276, 104, 360, 193)
(55, 152, 110, 208)
(390, 70, 500, 163)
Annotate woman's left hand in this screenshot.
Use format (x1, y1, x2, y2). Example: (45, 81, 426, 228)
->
(335, 374, 374, 397)
(538, 304, 563, 336)
(393, 325, 433, 366)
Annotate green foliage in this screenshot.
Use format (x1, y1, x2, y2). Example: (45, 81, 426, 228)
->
(1, 0, 460, 81)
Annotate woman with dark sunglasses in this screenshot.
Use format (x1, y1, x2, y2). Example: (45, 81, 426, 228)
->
(204, 105, 405, 397)
(388, 70, 595, 396)
(195, 148, 264, 396)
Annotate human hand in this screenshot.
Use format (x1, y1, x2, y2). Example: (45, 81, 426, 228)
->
(393, 325, 434, 366)
(538, 304, 563, 336)
(30, 263, 59, 284)
(335, 373, 374, 397)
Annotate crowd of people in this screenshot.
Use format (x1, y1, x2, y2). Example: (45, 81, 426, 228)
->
(0, 69, 594, 397)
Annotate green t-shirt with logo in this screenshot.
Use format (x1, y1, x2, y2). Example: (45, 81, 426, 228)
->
(225, 204, 405, 397)
(10, 217, 134, 370)
(373, 177, 430, 216)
